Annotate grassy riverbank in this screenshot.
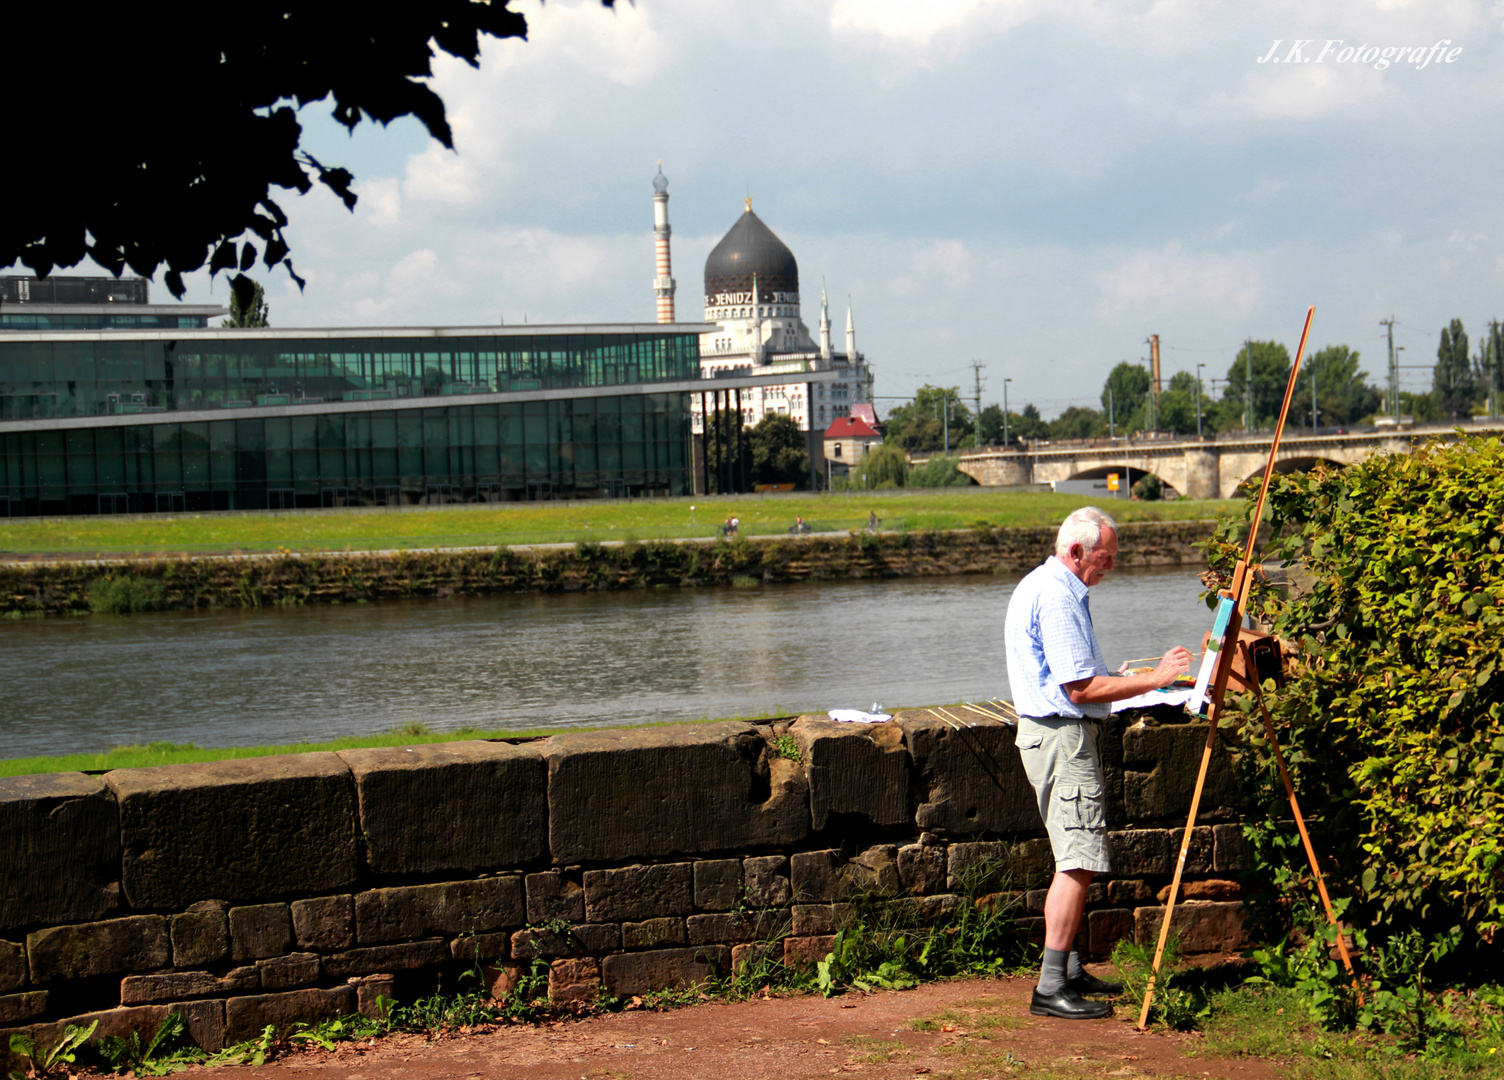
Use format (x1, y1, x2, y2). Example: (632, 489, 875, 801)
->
(0, 489, 1236, 558)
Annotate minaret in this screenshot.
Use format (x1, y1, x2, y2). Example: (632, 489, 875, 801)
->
(819, 279, 832, 360)
(845, 298, 857, 360)
(652, 163, 676, 323)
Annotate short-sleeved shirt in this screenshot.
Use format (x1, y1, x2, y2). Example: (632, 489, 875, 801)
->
(1004, 556, 1109, 720)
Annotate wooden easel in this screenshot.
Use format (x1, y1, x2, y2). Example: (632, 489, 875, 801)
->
(1136, 307, 1355, 1030)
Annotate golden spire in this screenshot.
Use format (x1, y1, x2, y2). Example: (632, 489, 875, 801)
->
(745, 196, 752, 212)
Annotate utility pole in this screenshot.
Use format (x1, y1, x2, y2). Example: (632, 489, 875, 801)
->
(1107, 385, 1115, 439)
(1311, 361, 1318, 433)
(1195, 363, 1204, 438)
(1003, 379, 1011, 448)
(1244, 339, 1253, 431)
(1381, 316, 1399, 422)
(971, 361, 985, 446)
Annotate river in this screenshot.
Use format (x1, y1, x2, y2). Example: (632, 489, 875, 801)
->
(0, 567, 1214, 759)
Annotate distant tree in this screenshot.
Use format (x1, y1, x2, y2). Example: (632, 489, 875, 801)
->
(748, 413, 809, 488)
(1047, 405, 1107, 440)
(853, 443, 908, 489)
(703, 410, 751, 494)
(1154, 370, 1202, 435)
(908, 455, 976, 487)
(222, 279, 270, 327)
(1292, 345, 1381, 427)
(1220, 341, 1292, 430)
(977, 404, 1006, 446)
(1101, 362, 1151, 432)
(1482, 321, 1504, 417)
(1433, 319, 1476, 420)
(883, 386, 973, 453)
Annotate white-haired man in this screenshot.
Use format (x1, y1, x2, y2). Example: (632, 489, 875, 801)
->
(1004, 506, 1192, 1019)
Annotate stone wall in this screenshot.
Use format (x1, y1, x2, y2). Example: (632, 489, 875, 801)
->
(0, 708, 1249, 1061)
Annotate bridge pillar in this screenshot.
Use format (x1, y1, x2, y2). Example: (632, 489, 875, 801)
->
(1183, 448, 1218, 501)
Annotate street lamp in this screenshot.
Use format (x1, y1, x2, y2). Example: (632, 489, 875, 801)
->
(1195, 363, 1204, 438)
(1003, 379, 1011, 448)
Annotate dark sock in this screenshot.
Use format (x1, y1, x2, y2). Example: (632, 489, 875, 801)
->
(1037, 947, 1069, 995)
(1067, 950, 1084, 982)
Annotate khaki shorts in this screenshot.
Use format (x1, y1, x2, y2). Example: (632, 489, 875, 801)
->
(1015, 716, 1111, 875)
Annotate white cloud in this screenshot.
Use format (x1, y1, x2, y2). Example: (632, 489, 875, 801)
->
(1095, 244, 1263, 318)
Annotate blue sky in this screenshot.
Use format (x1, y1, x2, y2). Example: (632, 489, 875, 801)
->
(130, 2, 1504, 415)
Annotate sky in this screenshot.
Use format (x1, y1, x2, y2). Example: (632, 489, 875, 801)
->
(60, 1, 1504, 417)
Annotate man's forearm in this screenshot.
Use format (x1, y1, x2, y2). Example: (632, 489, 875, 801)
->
(1064, 672, 1170, 705)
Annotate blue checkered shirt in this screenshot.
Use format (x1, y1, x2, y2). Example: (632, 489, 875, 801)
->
(1004, 556, 1110, 720)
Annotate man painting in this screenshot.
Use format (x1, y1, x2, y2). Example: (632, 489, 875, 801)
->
(1004, 506, 1192, 1019)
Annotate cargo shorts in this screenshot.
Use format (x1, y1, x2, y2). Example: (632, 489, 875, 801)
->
(1015, 716, 1112, 875)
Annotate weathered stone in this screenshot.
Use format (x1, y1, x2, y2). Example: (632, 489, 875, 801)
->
(946, 841, 1006, 891)
(1107, 879, 1154, 905)
(897, 844, 945, 896)
(1212, 824, 1251, 872)
(583, 863, 693, 923)
(847, 845, 900, 896)
(451, 932, 510, 961)
(290, 895, 352, 952)
(685, 911, 790, 946)
(1155, 879, 1243, 903)
(543, 724, 808, 863)
(731, 941, 782, 974)
(510, 924, 619, 959)
(257, 952, 322, 990)
(887, 895, 963, 926)
(790, 850, 841, 902)
(1122, 723, 1245, 821)
(355, 878, 524, 944)
(898, 711, 1040, 835)
(622, 919, 686, 949)
(1088, 908, 1134, 959)
(601, 946, 727, 997)
(354, 975, 397, 1019)
(789, 719, 910, 830)
(1168, 827, 1215, 876)
(743, 856, 790, 908)
(693, 860, 742, 911)
(16, 1001, 226, 1062)
(120, 967, 259, 1004)
(27, 916, 169, 982)
(1009, 839, 1056, 889)
(790, 905, 849, 937)
(224, 986, 356, 1043)
(1109, 830, 1169, 876)
(338, 742, 547, 875)
(1025, 889, 1048, 915)
(548, 957, 600, 1004)
(525, 872, 584, 924)
(781, 935, 835, 970)
(0, 774, 118, 931)
(171, 901, 228, 968)
(1133, 902, 1247, 953)
(106, 754, 357, 909)
(322, 940, 450, 979)
(0, 940, 24, 994)
(229, 904, 291, 962)
(0, 993, 46, 1024)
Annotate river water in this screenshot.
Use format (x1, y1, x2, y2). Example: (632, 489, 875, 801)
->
(0, 567, 1214, 760)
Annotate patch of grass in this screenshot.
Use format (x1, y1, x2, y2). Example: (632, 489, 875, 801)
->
(770, 733, 801, 761)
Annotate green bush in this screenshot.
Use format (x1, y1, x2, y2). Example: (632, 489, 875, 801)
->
(1206, 434, 1504, 963)
(86, 575, 165, 614)
(907, 455, 975, 488)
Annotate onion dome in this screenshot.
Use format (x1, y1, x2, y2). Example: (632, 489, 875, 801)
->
(703, 201, 799, 302)
(653, 164, 669, 194)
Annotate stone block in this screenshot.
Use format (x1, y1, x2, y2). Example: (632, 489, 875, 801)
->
(171, 901, 228, 968)
(0, 940, 24, 994)
(731, 941, 782, 974)
(847, 845, 900, 896)
(0, 774, 118, 931)
(897, 843, 945, 896)
(1025, 889, 1047, 915)
(256, 953, 321, 990)
(1169, 827, 1215, 876)
(0, 993, 46, 1025)
(887, 895, 963, 926)
(946, 841, 1007, 891)
(790, 904, 849, 937)
(685, 911, 790, 946)
(543, 724, 808, 863)
(355, 878, 524, 944)
(106, 754, 357, 909)
(525, 872, 584, 924)
(224, 986, 356, 1044)
(510, 924, 619, 960)
(693, 860, 742, 911)
(1122, 723, 1245, 821)
(338, 741, 547, 875)
(548, 957, 600, 1004)
(789, 719, 910, 830)
(322, 940, 451, 980)
(622, 919, 686, 949)
(1155, 879, 1243, 903)
(1107, 879, 1154, 905)
(583, 863, 693, 923)
(1133, 902, 1247, 953)
(1212, 824, 1251, 872)
(290, 895, 353, 952)
(451, 932, 510, 961)
(601, 946, 727, 997)
(898, 711, 1040, 835)
(790, 850, 841, 902)
(120, 967, 259, 1004)
(1088, 908, 1134, 960)
(355, 975, 397, 1019)
(1109, 830, 1169, 877)
(781, 936, 835, 970)
(16, 1000, 226, 1062)
(27, 916, 169, 982)
(229, 904, 291, 962)
(743, 856, 790, 908)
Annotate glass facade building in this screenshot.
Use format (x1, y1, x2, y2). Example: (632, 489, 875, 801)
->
(0, 325, 708, 516)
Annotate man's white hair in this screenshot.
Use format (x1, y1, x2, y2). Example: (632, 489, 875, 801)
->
(1055, 506, 1117, 559)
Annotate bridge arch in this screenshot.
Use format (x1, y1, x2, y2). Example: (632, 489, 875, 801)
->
(1236, 455, 1348, 494)
(1065, 464, 1180, 498)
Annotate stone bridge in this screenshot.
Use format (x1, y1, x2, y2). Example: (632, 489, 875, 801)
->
(956, 422, 1503, 500)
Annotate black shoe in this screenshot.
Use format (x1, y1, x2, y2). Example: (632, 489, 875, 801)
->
(1068, 971, 1125, 996)
(1030, 987, 1113, 1019)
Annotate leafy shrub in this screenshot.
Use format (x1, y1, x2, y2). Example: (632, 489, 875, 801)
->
(907, 455, 975, 488)
(1205, 434, 1504, 962)
(86, 575, 165, 614)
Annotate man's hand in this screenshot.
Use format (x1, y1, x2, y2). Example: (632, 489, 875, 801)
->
(1067, 645, 1194, 705)
(1154, 646, 1194, 688)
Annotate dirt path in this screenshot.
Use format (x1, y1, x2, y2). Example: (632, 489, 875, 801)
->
(198, 975, 1275, 1080)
